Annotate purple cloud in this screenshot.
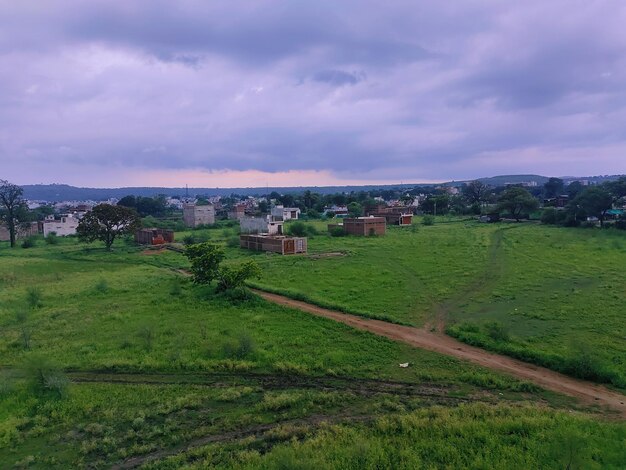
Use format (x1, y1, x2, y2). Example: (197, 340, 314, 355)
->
(1, 0, 626, 186)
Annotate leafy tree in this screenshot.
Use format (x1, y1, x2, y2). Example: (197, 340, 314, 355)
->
(566, 181, 585, 199)
(0, 179, 26, 247)
(571, 186, 613, 227)
(184, 243, 225, 284)
(184, 242, 261, 291)
(347, 202, 363, 217)
(497, 187, 539, 222)
(77, 204, 141, 251)
(216, 261, 262, 292)
(462, 180, 489, 205)
(604, 177, 626, 205)
(543, 177, 564, 199)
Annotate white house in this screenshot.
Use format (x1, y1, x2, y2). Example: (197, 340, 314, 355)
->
(43, 214, 79, 237)
(271, 205, 300, 221)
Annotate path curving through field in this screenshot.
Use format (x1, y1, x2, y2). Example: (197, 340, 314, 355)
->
(252, 289, 626, 418)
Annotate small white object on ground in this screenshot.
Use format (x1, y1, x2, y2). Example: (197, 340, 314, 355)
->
(399, 362, 409, 368)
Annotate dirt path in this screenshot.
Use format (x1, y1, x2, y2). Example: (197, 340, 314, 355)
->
(252, 289, 626, 418)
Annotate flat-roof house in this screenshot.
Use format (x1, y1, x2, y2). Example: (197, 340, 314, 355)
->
(183, 203, 215, 228)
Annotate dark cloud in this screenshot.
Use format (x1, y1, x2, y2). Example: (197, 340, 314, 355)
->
(312, 70, 364, 86)
(1, 1, 626, 185)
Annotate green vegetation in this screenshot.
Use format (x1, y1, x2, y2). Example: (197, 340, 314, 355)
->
(241, 220, 626, 389)
(1, 218, 625, 467)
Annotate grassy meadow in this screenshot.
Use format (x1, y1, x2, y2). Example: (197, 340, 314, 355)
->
(230, 219, 626, 389)
(0, 223, 625, 468)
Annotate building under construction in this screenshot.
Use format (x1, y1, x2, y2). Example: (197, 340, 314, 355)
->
(135, 228, 175, 245)
(240, 234, 307, 255)
(365, 205, 414, 226)
(330, 217, 387, 236)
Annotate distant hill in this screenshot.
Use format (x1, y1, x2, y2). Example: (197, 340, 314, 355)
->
(20, 174, 625, 201)
(21, 183, 426, 202)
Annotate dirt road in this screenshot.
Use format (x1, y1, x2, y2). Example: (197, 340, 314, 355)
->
(252, 289, 626, 418)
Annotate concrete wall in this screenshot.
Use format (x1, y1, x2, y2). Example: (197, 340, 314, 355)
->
(240, 216, 283, 235)
(0, 222, 39, 242)
(43, 216, 79, 237)
(183, 204, 215, 227)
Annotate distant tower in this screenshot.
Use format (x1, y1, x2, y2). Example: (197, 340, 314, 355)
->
(185, 184, 189, 198)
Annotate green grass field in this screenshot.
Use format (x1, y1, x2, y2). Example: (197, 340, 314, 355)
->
(1, 226, 625, 468)
(233, 219, 626, 389)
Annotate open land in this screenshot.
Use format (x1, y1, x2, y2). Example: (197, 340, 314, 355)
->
(1, 219, 625, 468)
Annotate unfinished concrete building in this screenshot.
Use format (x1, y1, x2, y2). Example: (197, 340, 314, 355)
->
(183, 203, 215, 228)
(342, 217, 386, 236)
(365, 205, 413, 226)
(240, 234, 307, 255)
(240, 216, 284, 235)
(135, 228, 175, 245)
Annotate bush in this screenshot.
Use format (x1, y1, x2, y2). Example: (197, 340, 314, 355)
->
(329, 226, 346, 237)
(288, 221, 307, 237)
(94, 279, 109, 293)
(26, 287, 43, 309)
(45, 233, 59, 245)
(25, 356, 69, 399)
(540, 208, 558, 225)
(422, 215, 435, 226)
(21, 237, 36, 248)
(226, 235, 240, 248)
(484, 321, 509, 342)
(222, 333, 257, 359)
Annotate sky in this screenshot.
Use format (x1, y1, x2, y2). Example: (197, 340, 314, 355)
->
(1, 1, 626, 188)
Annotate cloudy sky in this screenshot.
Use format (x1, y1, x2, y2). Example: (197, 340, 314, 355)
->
(1, 1, 626, 187)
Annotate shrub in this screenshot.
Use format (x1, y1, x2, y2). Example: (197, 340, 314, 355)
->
(25, 356, 69, 399)
(222, 333, 257, 359)
(484, 321, 509, 342)
(306, 225, 319, 236)
(226, 235, 240, 248)
(26, 287, 43, 309)
(21, 237, 36, 248)
(422, 215, 435, 226)
(329, 226, 346, 237)
(45, 233, 59, 245)
(137, 325, 155, 351)
(288, 222, 307, 237)
(94, 279, 109, 294)
(540, 208, 558, 225)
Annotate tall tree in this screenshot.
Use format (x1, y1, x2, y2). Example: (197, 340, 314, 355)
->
(543, 177, 564, 199)
(462, 180, 489, 205)
(0, 179, 25, 247)
(497, 187, 539, 222)
(76, 204, 141, 251)
(572, 186, 613, 227)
